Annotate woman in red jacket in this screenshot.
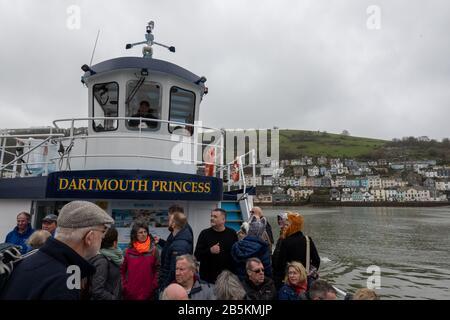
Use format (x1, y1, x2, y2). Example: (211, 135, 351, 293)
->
(120, 222, 160, 300)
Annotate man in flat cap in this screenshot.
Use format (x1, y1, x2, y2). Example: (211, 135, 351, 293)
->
(1, 201, 114, 300)
(41, 214, 58, 237)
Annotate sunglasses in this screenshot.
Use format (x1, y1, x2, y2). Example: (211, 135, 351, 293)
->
(83, 226, 108, 240)
(251, 268, 265, 274)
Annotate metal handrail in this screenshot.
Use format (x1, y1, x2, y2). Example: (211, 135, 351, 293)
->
(51, 153, 210, 165)
(0, 133, 64, 177)
(0, 118, 254, 181)
(49, 117, 226, 174)
(223, 149, 257, 193)
(0, 136, 54, 172)
(52, 116, 223, 133)
(56, 133, 224, 150)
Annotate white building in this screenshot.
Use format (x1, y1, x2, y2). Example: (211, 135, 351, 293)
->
(308, 166, 320, 177)
(287, 188, 314, 200)
(260, 167, 274, 176)
(436, 181, 450, 191)
(368, 176, 382, 188)
(263, 176, 273, 186)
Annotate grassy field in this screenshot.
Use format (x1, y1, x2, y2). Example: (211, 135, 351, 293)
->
(279, 130, 387, 159)
(221, 129, 449, 163)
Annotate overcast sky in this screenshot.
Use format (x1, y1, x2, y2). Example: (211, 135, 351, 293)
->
(1, 0, 449, 141)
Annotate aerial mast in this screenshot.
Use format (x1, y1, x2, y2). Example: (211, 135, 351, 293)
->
(125, 21, 176, 58)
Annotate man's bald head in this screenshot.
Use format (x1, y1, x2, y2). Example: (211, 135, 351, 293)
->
(251, 207, 263, 217)
(161, 283, 189, 300)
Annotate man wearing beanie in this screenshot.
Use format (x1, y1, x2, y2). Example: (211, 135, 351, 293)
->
(1, 201, 114, 300)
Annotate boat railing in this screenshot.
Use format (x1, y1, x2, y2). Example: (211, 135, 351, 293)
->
(1, 118, 255, 189)
(218, 148, 257, 194)
(0, 133, 65, 178)
(52, 117, 225, 174)
(0, 117, 227, 178)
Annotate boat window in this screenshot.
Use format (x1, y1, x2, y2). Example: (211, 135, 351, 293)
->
(92, 82, 119, 132)
(169, 87, 195, 136)
(126, 80, 161, 131)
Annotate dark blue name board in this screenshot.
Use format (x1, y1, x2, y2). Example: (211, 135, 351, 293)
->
(46, 170, 223, 201)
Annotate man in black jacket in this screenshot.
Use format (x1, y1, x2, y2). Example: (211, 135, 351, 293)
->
(1, 201, 114, 300)
(194, 208, 238, 284)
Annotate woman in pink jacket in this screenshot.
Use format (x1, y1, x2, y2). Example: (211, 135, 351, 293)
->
(120, 222, 160, 300)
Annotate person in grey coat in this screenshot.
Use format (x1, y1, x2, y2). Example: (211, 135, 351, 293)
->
(174, 254, 216, 300)
(89, 227, 123, 300)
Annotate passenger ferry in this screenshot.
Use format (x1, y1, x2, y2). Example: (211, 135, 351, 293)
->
(0, 22, 255, 248)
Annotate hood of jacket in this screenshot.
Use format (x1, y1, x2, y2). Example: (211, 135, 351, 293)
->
(231, 236, 268, 262)
(100, 247, 124, 266)
(41, 237, 96, 279)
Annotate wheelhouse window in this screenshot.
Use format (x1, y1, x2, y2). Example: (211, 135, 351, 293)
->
(126, 80, 161, 130)
(169, 87, 195, 136)
(93, 82, 119, 132)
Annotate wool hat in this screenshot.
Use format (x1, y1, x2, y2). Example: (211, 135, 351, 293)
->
(247, 216, 266, 238)
(284, 212, 304, 238)
(277, 212, 289, 228)
(42, 214, 58, 223)
(277, 212, 288, 222)
(57, 201, 114, 229)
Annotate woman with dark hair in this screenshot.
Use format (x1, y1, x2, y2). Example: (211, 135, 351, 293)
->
(89, 227, 123, 300)
(120, 222, 160, 300)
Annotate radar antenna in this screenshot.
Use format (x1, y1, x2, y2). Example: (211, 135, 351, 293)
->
(125, 21, 175, 58)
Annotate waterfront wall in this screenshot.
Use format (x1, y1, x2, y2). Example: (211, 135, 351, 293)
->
(255, 201, 450, 207)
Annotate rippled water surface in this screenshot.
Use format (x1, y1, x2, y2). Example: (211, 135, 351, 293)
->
(262, 206, 450, 300)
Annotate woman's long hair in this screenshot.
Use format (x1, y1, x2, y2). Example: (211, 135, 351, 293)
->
(128, 221, 149, 248)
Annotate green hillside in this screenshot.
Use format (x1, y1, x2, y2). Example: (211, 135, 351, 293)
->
(279, 130, 450, 163)
(279, 130, 386, 159)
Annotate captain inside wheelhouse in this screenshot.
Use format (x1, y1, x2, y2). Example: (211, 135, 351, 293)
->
(89, 67, 199, 136)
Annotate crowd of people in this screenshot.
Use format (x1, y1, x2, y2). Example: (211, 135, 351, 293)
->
(1, 202, 379, 300)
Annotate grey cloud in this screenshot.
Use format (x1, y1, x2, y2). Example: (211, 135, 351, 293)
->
(1, 0, 449, 140)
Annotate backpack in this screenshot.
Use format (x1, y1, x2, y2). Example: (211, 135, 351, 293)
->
(0, 243, 37, 294)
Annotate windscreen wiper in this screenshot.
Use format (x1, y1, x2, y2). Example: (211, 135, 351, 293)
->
(125, 76, 145, 105)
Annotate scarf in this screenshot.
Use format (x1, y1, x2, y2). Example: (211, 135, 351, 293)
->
(292, 281, 308, 295)
(100, 247, 124, 266)
(133, 236, 151, 253)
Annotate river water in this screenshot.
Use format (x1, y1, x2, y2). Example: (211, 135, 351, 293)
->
(262, 206, 450, 300)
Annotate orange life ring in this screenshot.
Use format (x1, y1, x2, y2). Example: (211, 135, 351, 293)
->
(231, 159, 240, 182)
(204, 146, 215, 176)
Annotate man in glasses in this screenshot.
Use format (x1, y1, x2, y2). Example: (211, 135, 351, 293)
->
(242, 257, 277, 300)
(1, 201, 114, 300)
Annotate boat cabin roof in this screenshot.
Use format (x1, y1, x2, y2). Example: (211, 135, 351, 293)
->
(84, 57, 204, 85)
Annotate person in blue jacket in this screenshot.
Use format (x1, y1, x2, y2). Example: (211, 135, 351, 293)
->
(5, 212, 35, 254)
(158, 211, 193, 290)
(231, 215, 272, 281)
